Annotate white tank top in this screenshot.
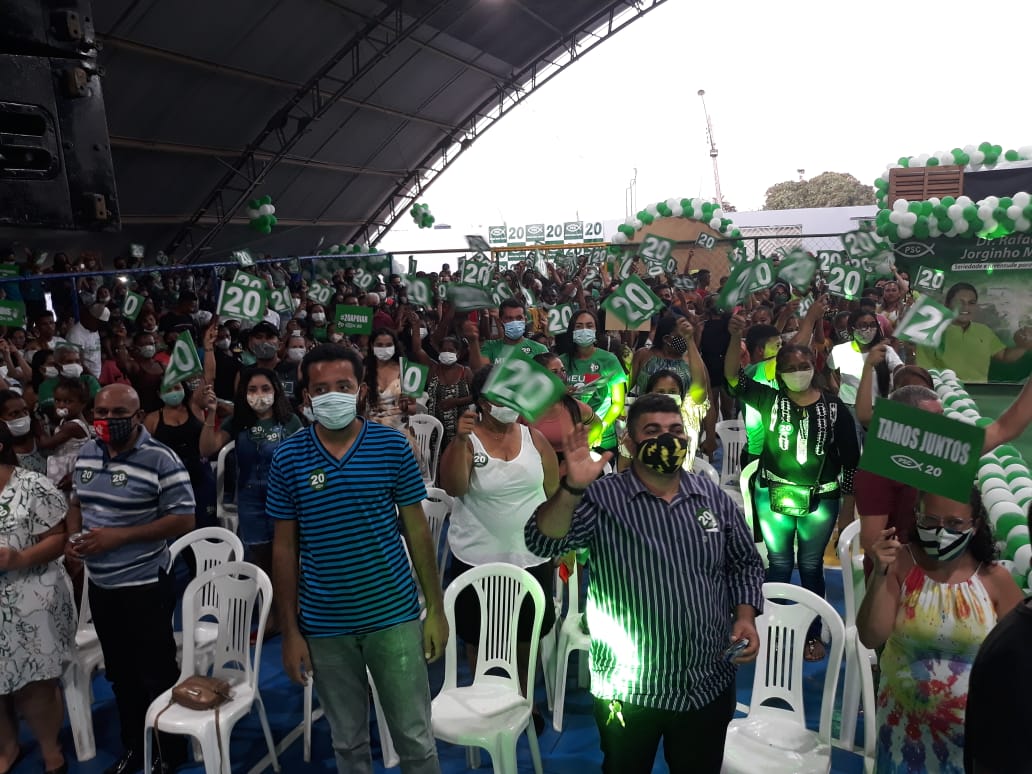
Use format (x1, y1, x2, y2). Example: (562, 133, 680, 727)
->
(449, 423, 547, 567)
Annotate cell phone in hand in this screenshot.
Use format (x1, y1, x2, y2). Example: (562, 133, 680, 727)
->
(722, 638, 749, 662)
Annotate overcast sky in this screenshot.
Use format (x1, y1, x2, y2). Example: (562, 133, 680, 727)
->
(381, 0, 1032, 263)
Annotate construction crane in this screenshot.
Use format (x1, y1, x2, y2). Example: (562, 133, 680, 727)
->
(697, 89, 724, 207)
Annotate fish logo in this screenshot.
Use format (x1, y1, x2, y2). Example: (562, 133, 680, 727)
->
(891, 454, 922, 471)
(565, 222, 584, 238)
(489, 226, 506, 242)
(526, 224, 545, 239)
(894, 241, 935, 259)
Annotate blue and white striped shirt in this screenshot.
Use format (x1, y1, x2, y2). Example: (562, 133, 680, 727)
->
(525, 469, 765, 711)
(266, 420, 427, 637)
(74, 427, 196, 588)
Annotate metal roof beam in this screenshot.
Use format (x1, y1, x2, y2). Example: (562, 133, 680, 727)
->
(163, 0, 458, 263)
(122, 215, 372, 227)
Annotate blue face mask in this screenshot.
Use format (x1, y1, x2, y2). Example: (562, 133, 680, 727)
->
(310, 391, 358, 430)
(503, 320, 526, 340)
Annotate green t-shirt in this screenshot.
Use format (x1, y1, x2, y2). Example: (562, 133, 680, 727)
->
(479, 337, 549, 365)
(561, 348, 627, 449)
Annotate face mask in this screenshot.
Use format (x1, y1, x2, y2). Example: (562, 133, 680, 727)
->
(301, 405, 315, 423)
(43, 366, 59, 380)
(287, 347, 306, 362)
(916, 525, 974, 562)
(635, 432, 688, 475)
(854, 329, 876, 345)
(488, 404, 520, 424)
(310, 391, 357, 430)
(572, 329, 596, 347)
(215, 338, 231, 350)
(296, 309, 307, 320)
(772, 292, 789, 305)
(143, 326, 158, 334)
(439, 352, 458, 366)
(185, 378, 202, 392)
(373, 346, 395, 361)
(94, 416, 136, 445)
(503, 320, 526, 340)
(310, 312, 326, 324)
(780, 332, 796, 343)
(240, 351, 257, 367)
(5, 415, 31, 437)
(55, 407, 69, 418)
(161, 390, 186, 407)
(419, 327, 429, 340)
(60, 364, 83, 379)
(780, 369, 814, 392)
(666, 335, 689, 355)
(252, 341, 278, 360)
(247, 393, 275, 412)
(80, 293, 95, 306)
(138, 345, 156, 358)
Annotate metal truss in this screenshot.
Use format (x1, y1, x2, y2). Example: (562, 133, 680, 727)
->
(354, 0, 669, 248)
(164, 0, 457, 263)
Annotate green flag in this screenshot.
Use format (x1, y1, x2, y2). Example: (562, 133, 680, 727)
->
(162, 331, 203, 391)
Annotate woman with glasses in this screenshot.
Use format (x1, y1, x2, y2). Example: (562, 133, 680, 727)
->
(827, 309, 901, 413)
(526, 353, 599, 477)
(858, 487, 1022, 773)
(725, 313, 859, 661)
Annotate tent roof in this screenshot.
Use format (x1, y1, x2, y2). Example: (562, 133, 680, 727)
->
(83, 0, 666, 262)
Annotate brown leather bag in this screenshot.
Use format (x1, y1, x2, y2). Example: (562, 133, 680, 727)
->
(170, 676, 232, 710)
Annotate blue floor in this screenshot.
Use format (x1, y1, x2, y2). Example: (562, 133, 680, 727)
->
(16, 570, 866, 774)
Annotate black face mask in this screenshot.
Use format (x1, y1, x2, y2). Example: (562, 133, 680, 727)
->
(635, 433, 688, 475)
(666, 335, 689, 355)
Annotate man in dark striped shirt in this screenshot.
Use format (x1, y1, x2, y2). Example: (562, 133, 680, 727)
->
(268, 345, 447, 774)
(525, 393, 764, 774)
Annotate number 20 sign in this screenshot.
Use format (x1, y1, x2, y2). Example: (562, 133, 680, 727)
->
(482, 350, 566, 422)
(894, 295, 956, 348)
(217, 278, 269, 322)
(601, 274, 663, 328)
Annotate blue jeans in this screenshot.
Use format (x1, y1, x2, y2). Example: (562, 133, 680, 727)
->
(754, 485, 839, 601)
(307, 619, 440, 774)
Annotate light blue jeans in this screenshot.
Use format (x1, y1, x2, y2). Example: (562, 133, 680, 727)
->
(307, 619, 440, 774)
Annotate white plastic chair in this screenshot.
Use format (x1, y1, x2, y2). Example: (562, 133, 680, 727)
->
(408, 414, 444, 486)
(551, 562, 591, 732)
(836, 521, 874, 752)
(715, 419, 746, 487)
(215, 442, 238, 535)
(722, 582, 846, 774)
(423, 486, 454, 585)
(61, 563, 104, 762)
(691, 456, 721, 486)
(432, 562, 545, 774)
(168, 527, 244, 674)
(303, 671, 399, 767)
(143, 562, 280, 774)
(739, 460, 767, 569)
(848, 627, 877, 774)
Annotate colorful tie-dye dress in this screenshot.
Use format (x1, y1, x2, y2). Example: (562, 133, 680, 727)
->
(875, 561, 997, 773)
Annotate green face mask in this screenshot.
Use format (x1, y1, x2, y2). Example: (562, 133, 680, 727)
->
(240, 351, 257, 366)
(160, 390, 186, 407)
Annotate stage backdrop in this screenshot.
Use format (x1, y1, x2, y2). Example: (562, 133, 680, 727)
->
(894, 234, 1032, 383)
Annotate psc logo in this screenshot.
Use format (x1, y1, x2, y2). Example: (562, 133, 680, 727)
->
(309, 469, 327, 491)
(472, 453, 489, 468)
(110, 471, 129, 487)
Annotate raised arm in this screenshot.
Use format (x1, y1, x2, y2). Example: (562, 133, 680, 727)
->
(723, 313, 748, 386)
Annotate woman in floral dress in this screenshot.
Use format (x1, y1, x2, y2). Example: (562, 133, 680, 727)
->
(858, 488, 1022, 772)
(0, 429, 74, 774)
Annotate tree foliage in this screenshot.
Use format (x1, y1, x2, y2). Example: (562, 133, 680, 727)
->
(720, 200, 737, 213)
(763, 172, 875, 210)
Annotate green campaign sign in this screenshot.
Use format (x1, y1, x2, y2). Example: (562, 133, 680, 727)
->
(0, 264, 19, 278)
(269, 286, 295, 314)
(352, 266, 377, 291)
(545, 303, 574, 335)
(162, 331, 203, 390)
(824, 264, 864, 300)
(232, 270, 267, 290)
(130, 243, 146, 259)
(446, 283, 496, 312)
(842, 229, 892, 274)
(122, 291, 145, 321)
(564, 221, 584, 240)
(912, 264, 946, 293)
(817, 249, 845, 272)
(776, 250, 818, 289)
(216, 278, 268, 322)
(488, 226, 507, 244)
(638, 234, 677, 277)
(400, 358, 429, 397)
(482, 349, 566, 422)
(714, 259, 775, 311)
(233, 249, 256, 268)
(491, 279, 514, 307)
(307, 281, 333, 305)
(601, 274, 663, 328)
(894, 295, 956, 348)
(459, 258, 493, 288)
(0, 300, 25, 327)
(860, 399, 984, 502)
(405, 276, 433, 306)
(408, 255, 418, 275)
(334, 305, 372, 335)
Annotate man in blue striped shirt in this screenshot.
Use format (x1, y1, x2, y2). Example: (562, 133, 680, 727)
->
(525, 392, 764, 774)
(268, 344, 447, 774)
(66, 384, 195, 774)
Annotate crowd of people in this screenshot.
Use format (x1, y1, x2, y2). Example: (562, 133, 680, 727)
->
(2, 245, 1032, 774)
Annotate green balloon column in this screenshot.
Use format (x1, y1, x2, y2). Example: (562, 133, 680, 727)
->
(246, 195, 277, 234)
(410, 202, 435, 229)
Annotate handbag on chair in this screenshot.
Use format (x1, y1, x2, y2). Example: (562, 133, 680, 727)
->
(154, 676, 232, 772)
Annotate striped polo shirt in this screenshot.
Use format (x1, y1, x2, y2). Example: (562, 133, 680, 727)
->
(74, 427, 196, 588)
(525, 468, 765, 712)
(266, 419, 427, 637)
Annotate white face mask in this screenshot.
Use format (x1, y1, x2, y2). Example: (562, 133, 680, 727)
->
(60, 363, 83, 379)
(5, 415, 31, 437)
(287, 347, 306, 362)
(438, 352, 458, 366)
(916, 525, 974, 562)
(854, 328, 877, 345)
(310, 312, 326, 324)
(138, 345, 156, 358)
(43, 366, 59, 380)
(488, 404, 520, 424)
(780, 369, 814, 392)
(780, 332, 796, 343)
(246, 393, 275, 412)
(373, 346, 395, 361)
(215, 338, 231, 350)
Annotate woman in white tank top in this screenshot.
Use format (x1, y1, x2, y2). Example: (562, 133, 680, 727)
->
(439, 365, 560, 727)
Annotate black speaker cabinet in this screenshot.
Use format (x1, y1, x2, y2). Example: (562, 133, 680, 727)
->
(0, 0, 118, 230)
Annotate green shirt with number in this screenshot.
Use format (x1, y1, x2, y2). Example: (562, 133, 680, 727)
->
(479, 337, 548, 365)
(560, 348, 627, 449)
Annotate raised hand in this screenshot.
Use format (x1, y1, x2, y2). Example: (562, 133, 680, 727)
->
(455, 408, 477, 440)
(728, 313, 748, 338)
(871, 527, 901, 575)
(561, 421, 612, 490)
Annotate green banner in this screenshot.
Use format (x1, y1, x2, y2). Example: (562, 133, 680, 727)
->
(458, 257, 493, 288)
(122, 291, 145, 322)
(860, 399, 985, 501)
(400, 357, 429, 397)
(269, 286, 295, 314)
(162, 331, 203, 391)
(545, 303, 574, 335)
(893, 234, 1032, 383)
(714, 259, 775, 311)
(482, 349, 566, 422)
(216, 278, 268, 322)
(405, 276, 433, 307)
(307, 281, 333, 306)
(601, 275, 663, 328)
(334, 305, 372, 335)
(776, 250, 818, 290)
(233, 249, 256, 268)
(445, 283, 496, 312)
(894, 295, 956, 348)
(638, 233, 677, 278)
(0, 300, 25, 327)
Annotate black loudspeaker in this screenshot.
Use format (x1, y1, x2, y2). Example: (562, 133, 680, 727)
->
(0, 0, 119, 230)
